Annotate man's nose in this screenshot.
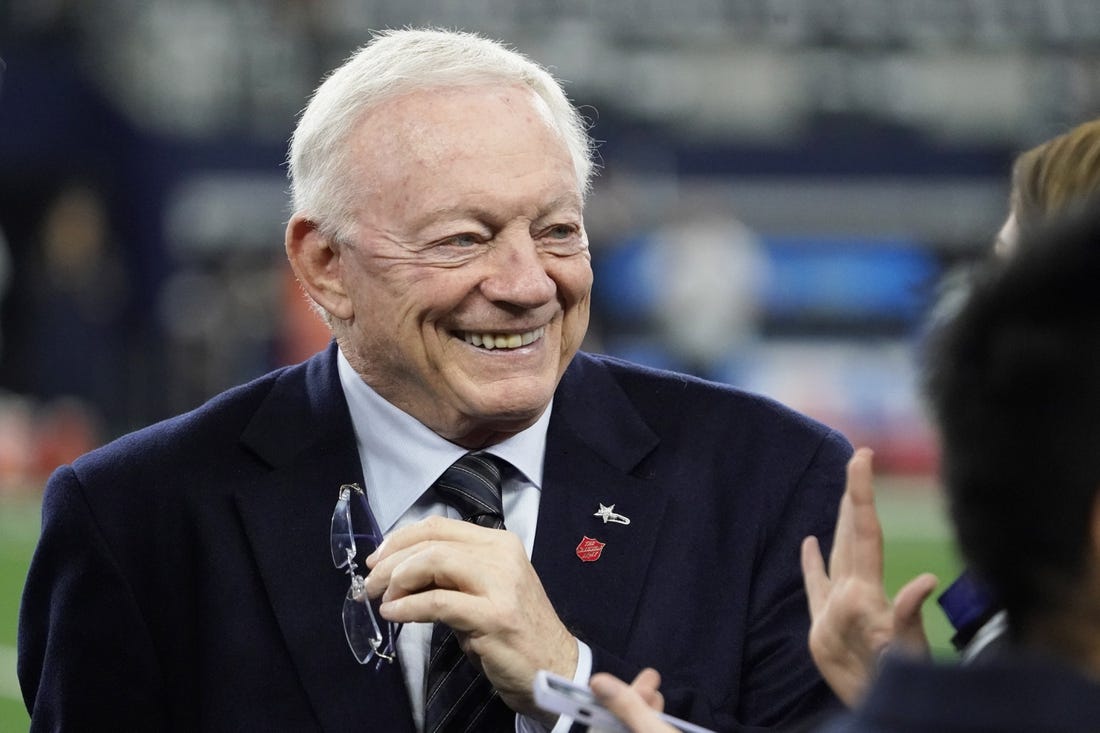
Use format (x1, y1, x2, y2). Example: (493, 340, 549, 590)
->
(479, 233, 557, 307)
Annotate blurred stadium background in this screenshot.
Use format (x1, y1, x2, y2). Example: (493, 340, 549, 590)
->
(6, 0, 1100, 726)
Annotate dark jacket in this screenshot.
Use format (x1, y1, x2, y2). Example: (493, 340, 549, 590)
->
(19, 346, 850, 731)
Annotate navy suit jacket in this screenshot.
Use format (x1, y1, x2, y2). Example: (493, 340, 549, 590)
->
(19, 346, 850, 731)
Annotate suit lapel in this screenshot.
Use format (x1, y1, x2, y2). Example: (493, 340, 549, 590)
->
(233, 346, 415, 733)
(533, 354, 669, 655)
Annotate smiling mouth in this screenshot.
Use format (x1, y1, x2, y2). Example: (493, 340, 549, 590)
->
(461, 326, 546, 350)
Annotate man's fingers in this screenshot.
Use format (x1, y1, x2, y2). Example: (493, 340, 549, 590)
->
(894, 573, 938, 623)
(374, 540, 480, 602)
(800, 535, 830, 618)
(362, 542, 421, 598)
(845, 447, 876, 505)
(364, 537, 471, 600)
(368, 528, 517, 602)
(892, 573, 938, 655)
(378, 586, 491, 629)
(590, 672, 675, 733)
(366, 515, 487, 567)
(365, 516, 508, 598)
(628, 668, 665, 712)
(846, 448, 885, 582)
(829, 447, 873, 579)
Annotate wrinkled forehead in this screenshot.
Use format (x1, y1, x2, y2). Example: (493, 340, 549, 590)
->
(365, 84, 560, 163)
(345, 84, 575, 205)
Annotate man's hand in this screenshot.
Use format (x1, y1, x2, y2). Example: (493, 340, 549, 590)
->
(364, 515, 577, 721)
(800, 447, 938, 707)
(589, 669, 674, 733)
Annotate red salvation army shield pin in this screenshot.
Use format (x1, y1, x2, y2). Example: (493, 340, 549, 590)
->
(575, 536, 605, 563)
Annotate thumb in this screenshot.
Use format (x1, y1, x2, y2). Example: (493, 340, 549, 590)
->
(891, 573, 938, 656)
(590, 672, 674, 732)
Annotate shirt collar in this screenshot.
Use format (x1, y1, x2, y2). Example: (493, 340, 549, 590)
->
(336, 348, 549, 532)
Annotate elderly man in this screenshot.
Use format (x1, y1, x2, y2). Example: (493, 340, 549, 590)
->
(19, 29, 849, 732)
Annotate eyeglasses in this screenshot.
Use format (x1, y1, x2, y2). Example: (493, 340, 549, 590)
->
(330, 482, 399, 667)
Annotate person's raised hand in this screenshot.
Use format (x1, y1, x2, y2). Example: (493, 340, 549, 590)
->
(800, 447, 938, 707)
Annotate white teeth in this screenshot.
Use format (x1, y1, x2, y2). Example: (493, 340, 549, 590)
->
(463, 326, 545, 350)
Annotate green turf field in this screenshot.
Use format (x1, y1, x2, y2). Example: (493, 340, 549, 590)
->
(0, 479, 961, 731)
(1, 498, 40, 732)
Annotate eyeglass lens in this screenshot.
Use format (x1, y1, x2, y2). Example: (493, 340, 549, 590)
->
(330, 483, 399, 666)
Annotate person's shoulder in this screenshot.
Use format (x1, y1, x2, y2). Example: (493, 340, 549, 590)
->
(837, 651, 1100, 732)
(568, 350, 846, 443)
(568, 349, 761, 404)
(71, 360, 303, 479)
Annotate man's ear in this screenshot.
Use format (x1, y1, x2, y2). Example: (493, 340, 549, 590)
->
(285, 214, 354, 320)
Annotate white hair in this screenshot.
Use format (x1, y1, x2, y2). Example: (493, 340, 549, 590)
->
(287, 28, 596, 243)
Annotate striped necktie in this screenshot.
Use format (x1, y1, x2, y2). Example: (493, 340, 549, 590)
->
(424, 452, 514, 732)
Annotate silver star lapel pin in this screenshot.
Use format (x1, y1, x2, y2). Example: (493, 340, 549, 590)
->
(594, 503, 630, 525)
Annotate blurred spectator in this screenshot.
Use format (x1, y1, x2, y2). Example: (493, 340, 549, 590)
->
(0, 393, 98, 495)
(652, 215, 769, 377)
(0, 225, 11, 362)
(592, 214, 769, 379)
(156, 249, 282, 414)
(19, 181, 128, 434)
(0, 392, 35, 493)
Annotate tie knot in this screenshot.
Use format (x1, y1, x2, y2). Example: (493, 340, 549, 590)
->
(433, 452, 506, 529)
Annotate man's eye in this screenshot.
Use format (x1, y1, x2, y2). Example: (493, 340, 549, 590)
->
(543, 224, 575, 240)
(442, 233, 481, 247)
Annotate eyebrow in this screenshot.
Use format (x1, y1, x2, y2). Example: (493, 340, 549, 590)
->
(424, 193, 583, 222)
(536, 193, 585, 214)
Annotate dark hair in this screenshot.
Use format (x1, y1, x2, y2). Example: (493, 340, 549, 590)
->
(923, 200, 1100, 634)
